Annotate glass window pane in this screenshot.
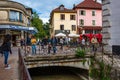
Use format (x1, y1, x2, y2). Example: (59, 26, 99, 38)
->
(9, 10, 22, 22)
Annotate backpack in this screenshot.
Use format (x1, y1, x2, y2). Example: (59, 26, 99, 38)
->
(0, 46, 3, 54)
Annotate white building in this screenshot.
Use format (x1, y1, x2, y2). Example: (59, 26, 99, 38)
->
(102, 0, 120, 54)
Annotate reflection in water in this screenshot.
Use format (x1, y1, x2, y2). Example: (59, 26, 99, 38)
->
(32, 73, 80, 80)
(29, 66, 84, 80)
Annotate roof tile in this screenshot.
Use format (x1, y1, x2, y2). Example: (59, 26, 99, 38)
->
(74, 0, 102, 10)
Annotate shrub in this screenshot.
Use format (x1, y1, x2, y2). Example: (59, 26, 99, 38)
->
(75, 48, 86, 57)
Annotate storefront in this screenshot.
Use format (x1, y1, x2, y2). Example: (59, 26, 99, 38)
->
(0, 25, 38, 46)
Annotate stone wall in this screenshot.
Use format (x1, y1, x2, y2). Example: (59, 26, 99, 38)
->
(102, 0, 120, 54)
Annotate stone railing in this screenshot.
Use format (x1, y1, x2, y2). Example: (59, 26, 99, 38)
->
(18, 48, 32, 80)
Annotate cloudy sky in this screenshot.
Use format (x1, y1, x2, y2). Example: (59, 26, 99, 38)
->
(12, 0, 101, 23)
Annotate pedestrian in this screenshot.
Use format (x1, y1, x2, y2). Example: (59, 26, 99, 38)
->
(91, 35, 98, 52)
(20, 38, 25, 49)
(31, 35, 37, 55)
(51, 36, 57, 54)
(48, 43, 51, 54)
(1, 34, 12, 69)
(47, 37, 51, 54)
(26, 35, 31, 54)
(81, 36, 86, 50)
(59, 37, 64, 50)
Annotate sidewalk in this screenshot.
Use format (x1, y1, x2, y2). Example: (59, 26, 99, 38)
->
(0, 47, 19, 80)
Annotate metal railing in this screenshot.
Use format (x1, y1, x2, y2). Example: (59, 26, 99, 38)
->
(18, 48, 32, 80)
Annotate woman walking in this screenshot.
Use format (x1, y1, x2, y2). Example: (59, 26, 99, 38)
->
(1, 34, 12, 69)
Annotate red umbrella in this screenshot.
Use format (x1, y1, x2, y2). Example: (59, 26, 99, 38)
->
(84, 33, 94, 42)
(95, 33, 102, 43)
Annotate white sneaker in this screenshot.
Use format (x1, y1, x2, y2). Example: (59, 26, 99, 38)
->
(7, 64, 10, 67)
(5, 66, 11, 69)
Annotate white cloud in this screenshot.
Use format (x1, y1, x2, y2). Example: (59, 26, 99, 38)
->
(12, 0, 101, 23)
(40, 18, 49, 23)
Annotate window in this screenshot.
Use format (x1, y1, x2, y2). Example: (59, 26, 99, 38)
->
(94, 30, 101, 34)
(79, 19, 84, 26)
(71, 25, 76, 31)
(85, 30, 93, 34)
(19, 12, 22, 22)
(9, 10, 23, 22)
(92, 11, 95, 16)
(60, 14, 65, 20)
(92, 20, 96, 26)
(27, 19, 30, 26)
(80, 10, 86, 15)
(60, 25, 64, 30)
(70, 15, 75, 20)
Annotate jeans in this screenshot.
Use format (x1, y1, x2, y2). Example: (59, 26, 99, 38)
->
(53, 46, 57, 53)
(32, 44, 36, 55)
(92, 44, 97, 52)
(3, 51, 9, 65)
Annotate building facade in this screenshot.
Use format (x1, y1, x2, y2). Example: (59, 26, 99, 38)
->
(102, 0, 120, 54)
(74, 0, 102, 34)
(50, 5, 77, 36)
(0, 0, 33, 46)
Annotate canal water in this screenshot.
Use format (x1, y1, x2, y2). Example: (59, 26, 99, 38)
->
(29, 66, 84, 80)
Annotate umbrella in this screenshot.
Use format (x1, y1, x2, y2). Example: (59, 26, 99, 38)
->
(95, 33, 102, 43)
(68, 33, 79, 37)
(55, 33, 66, 37)
(84, 33, 94, 42)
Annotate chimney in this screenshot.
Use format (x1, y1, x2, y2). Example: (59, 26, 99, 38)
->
(73, 4, 75, 8)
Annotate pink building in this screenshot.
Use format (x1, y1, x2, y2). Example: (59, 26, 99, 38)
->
(73, 0, 102, 34)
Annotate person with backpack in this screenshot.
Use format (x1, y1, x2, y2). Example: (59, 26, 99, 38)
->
(1, 34, 12, 69)
(31, 36, 37, 55)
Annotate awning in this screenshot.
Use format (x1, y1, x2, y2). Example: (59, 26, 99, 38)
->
(0, 25, 38, 34)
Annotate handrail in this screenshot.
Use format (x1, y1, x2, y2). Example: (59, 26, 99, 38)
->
(18, 48, 32, 80)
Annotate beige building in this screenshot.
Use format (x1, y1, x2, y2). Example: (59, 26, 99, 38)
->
(0, 0, 33, 46)
(50, 5, 77, 36)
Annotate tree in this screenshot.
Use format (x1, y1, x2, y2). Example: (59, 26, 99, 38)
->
(43, 22, 50, 37)
(31, 12, 46, 38)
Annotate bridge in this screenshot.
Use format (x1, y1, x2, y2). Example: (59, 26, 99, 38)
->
(24, 54, 91, 70)
(21, 46, 91, 70)
(20, 46, 92, 80)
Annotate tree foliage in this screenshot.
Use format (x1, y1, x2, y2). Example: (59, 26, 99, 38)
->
(31, 12, 45, 38)
(43, 22, 50, 37)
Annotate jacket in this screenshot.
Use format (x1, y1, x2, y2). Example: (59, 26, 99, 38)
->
(1, 41, 12, 53)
